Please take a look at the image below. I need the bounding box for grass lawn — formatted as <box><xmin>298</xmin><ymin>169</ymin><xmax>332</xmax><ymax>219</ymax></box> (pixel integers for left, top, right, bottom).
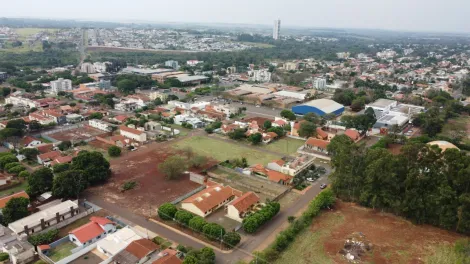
<box><xmin>39</xmin><ymin>137</ymin><xmax>53</xmax><ymax>143</ymax></box>
<box><xmin>174</xmin><ymin>136</ymin><xmax>281</xmax><ymax>165</ymax></box>
<box><xmin>49</xmin><ymin>241</ymin><xmax>77</xmax><ymax>262</ymax></box>
<box><xmin>262</xmin><ymin>138</ymin><xmax>305</xmax><ymax>155</ymax></box>
<box><xmin>0</xmin><ymin>181</ymin><xmax>28</xmax><ymax>197</ymax></box>
<box><xmin>273</xmin><ymin>212</ymin><xmax>344</xmax><ymax>264</ymax></box>
<box><xmin>15</xmin><ymin>28</ymin><xmax>55</xmax><ymax>38</ymax></box>
<box><xmin>439</xmin><ymin>116</ymin><xmax>470</xmax><ymax>145</ymax></box>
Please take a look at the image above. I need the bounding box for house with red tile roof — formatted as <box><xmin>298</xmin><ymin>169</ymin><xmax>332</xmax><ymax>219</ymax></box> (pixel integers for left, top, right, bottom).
<box><xmin>304</xmin><ymin>138</ymin><xmax>330</xmax><ymax>154</ymax></box>
<box><xmin>262</xmin><ymin>132</ymin><xmax>278</xmax><ymax>144</ymax></box>
<box><xmin>69</xmin><ymin>217</ymin><xmax>116</xmax><ymax>247</ymax></box>
<box><xmin>344</xmin><ymin>129</ymin><xmax>361</xmax><ymax>142</ymax></box>
<box><xmin>181</xmin><ymin>181</ymin><xmax>242</xmax><ymax>218</ymax></box>
<box><xmin>221</xmin><ymin>124</ymin><xmax>240</xmax><ymax>134</ymax></box>
<box><xmin>316</xmin><ymin>127</ymin><xmax>329</xmax><ymax>140</ymax></box>
<box><xmin>266</xmin><ymin>169</ymin><xmax>293</xmax><ymax>185</ymax></box>
<box><xmin>113</xmin><ymin>115</ymin><xmax>130</xmax><ymax>123</ymax></box>
<box><xmin>113</xmin><ymin>238</ymin><xmax>160</xmax><ymax>264</ymax></box>
<box><xmin>49</xmin><ymin>155</ymin><xmax>73</xmax><ymax>167</ymax></box>
<box><xmin>120</xmin><ymin>125</ymin><xmax>147</xmax><ymax>142</ymax></box>
<box><xmin>37</xmin><ymin>151</ymin><xmax>61</xmax><ymax>165</ymax></box>
<box><xmin>226</xmin><ymin>192</ymin><xmax>260</xmax><ymax>222</ymax></box>
<box><xmin>20</xmin><ymin>136</ymin><xmax>42</xmax><ymax>148</ymax></box>
<box><xmin>152</xmin><ymin>249</ymin><xmax>182</xmax><ymax>264</ymax></box>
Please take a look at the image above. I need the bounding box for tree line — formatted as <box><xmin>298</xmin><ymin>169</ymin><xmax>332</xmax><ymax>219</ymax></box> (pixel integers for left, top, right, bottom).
<box><xmin>327</xmin><ymin>134</ymin><xmax>470</xmax><ymax>234</ymax></box>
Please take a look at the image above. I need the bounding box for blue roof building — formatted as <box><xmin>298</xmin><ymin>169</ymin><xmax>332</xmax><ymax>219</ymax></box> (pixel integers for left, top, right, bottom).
<box><xmin>292</xmin><ymin>99</ymin><xmax>344</xmax><ymax>116</ymax></box>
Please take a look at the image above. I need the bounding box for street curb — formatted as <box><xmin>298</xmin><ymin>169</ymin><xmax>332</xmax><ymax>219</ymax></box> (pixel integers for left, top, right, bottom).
<box><xmin>148</xmin><ymin>218</ymin><xmax>234</xmax><ymax>254</ymax></box>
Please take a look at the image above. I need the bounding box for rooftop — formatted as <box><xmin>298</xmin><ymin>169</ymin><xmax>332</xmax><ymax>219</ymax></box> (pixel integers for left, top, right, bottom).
<box><xmin>182</xmin><ymin>182</ymin><xmax>241</xmax><ymax>213</ymax></box>
<box><xmin>0</xmin><ymin>191</ymin><xmax>29</xmax><ymax>209</ymax></box>
<box><xmin>367</xmin><ymin>98</ymin><xmax>397</xmax><ymax>109</ymax></box>
<box><xmin>229</xmin><ymin>192</ymin><xmax>260</xmax><ymax>213</ymax></box>
<box><xmin>301</xmin><ymin>99</ymin><xmax>344</xmax><ymax>113</ymax></box>
<box><xmin>9</xmin><ymin>200</ymin><xmax>78</xmax><ymax>234</ymax></box>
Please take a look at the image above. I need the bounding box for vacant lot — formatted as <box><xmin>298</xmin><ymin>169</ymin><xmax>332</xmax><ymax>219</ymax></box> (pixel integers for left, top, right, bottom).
<box><xmin>262</xmin><ymin>138</ymin><xmax>305</xmax><ymax>155</ymax></box>
<box><xmin>0</xmin><ymin>181</ymin><xmax>27</xmax><ymax>197</ymax></box>
<box><xmin>88</xmin><ymin>144</ymin><xmax>216</xmax><ymax>216</ymax></box>
<box><xmin>274</xmin><ymin>200</ymin><xmax>463</xmax><ymax>264</ymax></box>
<box><xmin>47</xmin><ymin>126</ymin><xmax>107</xmax><ymax>142</ymax></box>
<box><xmin>440</xmin><ymin>116</ymin><xmax>470</xmax><ymax>144</ymax></box>
<box><xmin>174</xmin><ymin>136</ymin><xmax>281</xmax><ymax>165</ymax></box>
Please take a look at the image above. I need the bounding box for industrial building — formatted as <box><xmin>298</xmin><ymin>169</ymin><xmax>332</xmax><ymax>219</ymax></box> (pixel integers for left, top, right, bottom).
<box><xmin>365</xmin><ymin>99</ymin><xmax>425</xmax><ymax>129</ymax></box>
<box><xmin>292</xmin><ymin>99</ymin><xmax>345</xmax><ymax>116</ymax></box>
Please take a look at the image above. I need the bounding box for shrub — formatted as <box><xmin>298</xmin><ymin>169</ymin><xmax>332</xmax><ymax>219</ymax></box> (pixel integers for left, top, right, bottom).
<box><xmin>223</xmin><ymin>232</ymin><xmax>241</xmax><ymax>248</ymax></box>
<box><xmin>121</xmin><ymin>181</ymin><xmax>137</xmax><ymax>191</ymax></box>
<box><xmin>189</xmin><ymin>216</ymin><xmax>207</xmax><ymax>232</ymax></box>
<box><xmin>4</xmin><ymin>162</ymin><xmax>21</xmax><ymax>171</ymax></box>
<box><xmin>176</xmin><ymin>244</ymin><xmax>188</xmax><ymax>253</ymax></box>
<box><xmin>242</xmin><ymin>202</ymin><xmax>280</xmax><ymax>233</ymax></box>
<box><xmin>0</xmin><ymin>252</ymin><xmax>8</xmax><ymax>261</ymax></box>
<box><xmin>28</xmin><ymin>229</ymin><xmax>59</xmax><ymax>246</ymax></box>
<box><xmin>174</xmin><ymin>210</ymin><xmax>194</xmax><ymax>226</ymax></box>
<box><xmin>158</xmin><ymin>203</ymin><xmax>177</xmax><ymax>220</ymax></box>
<box><xmin>202</xmin><ymin>223</ymin><xmax>226</xmax><ymax>241</ymax></box>
<box><xmin>8</xmin><ymin>165</ymin><xmax>26</xmax><ymax>175</ymax></box>
<box><xmin>108</xmin><ymin>146</ymin><xmax>121</xmax><ymax>157</ymax></box>
<box><xmin>18</xmin><ymin>170</ymin><xmax>30</xmax><ymax>178</ymax></box>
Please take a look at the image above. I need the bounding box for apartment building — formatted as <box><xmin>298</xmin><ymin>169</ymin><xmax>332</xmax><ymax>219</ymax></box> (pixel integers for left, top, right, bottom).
<box><xmin>50</xmin><ymin>78</ymin><xmax>72</xmax><ymax>95</ymax></box>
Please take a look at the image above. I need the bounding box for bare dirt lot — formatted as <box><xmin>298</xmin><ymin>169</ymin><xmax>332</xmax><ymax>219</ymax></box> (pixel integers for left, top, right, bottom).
<box><xmin>47</xmin><ymin>126</ymin><xmax>107</xmax><ymax>142</ymax></box>
<box><xmin>274</xmin><ymin>200</ymin><xmax>463</xmax><ymax>264</ymax></box>
<box><xmin>88</xmin><ymin>143</ymin><xmax>217</xmax><ymax>217</ymax></box>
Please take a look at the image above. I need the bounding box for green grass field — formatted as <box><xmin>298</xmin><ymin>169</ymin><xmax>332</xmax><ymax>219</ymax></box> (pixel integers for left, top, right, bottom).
<box><xmin>174</xmin><ymin>136</ymin><xmax>281</xmax><ymax>165</ymax></box>
<box><xmin>0</xmin><ymin>181</ymin><xmax>28</xmax><ymax>198</ymax></box>
<box><xmin>49</xmin><ymin>242</ymin><xmax>76</xmax><ymax>262</ymax></box>
<box><xmin>15</xmin><ymin>28</ymin><xmax>55</xmax><ymax>38</ymax></box>
<box><xmin>273</xmin><ymin>212</ymin><xmax>344</xmax><ymax>264</ymax></box>
<box><xmin>262</xmin><ymin>138</ymin><xmax>305</xmax><ymax>155</ymax></box>
<box><xmin>439</xmin><ymin>116</ymin><xmax>470</xmax><ymax>145</ymax></box>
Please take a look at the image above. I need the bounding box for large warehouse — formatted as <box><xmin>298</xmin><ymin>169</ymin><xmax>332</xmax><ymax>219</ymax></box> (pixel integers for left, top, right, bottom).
<box><xmin>292</xmin><ymin>99</ymin><xmax>345</xmax><ymax>116</ymax></box>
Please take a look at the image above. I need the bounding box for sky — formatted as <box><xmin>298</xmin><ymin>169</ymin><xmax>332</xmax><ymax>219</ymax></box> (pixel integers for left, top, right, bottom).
<box><xmin>1</xmin><ymin>0</ymin><xmax>469</xmax><ymax>33</ymax></box>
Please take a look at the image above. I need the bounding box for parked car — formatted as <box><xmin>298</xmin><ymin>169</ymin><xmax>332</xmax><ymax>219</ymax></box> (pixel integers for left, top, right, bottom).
<box><xmin>320</xmin><ymin>183</ymin><xmax>327</xmax><ymax>189</ymax></box>
<box><xmin>255</xmin><ymin>105</ymin><xmax>261</xmax><ymax>108</ymax></box>
<box><xmin>307</xmin><ymin>178</ymin><xmax>315</xmax><ymax>182</ymax></box>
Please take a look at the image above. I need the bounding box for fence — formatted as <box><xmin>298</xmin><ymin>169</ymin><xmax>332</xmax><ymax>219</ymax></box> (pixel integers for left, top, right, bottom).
<box><xmin>48</xmin><ymin>236</ymin><xmax>70</xmax><ymax>249</ymax></box>
<box><xmin>40</xmin><ymin>134</ymin><xmax>58</xmax><ymax>143</ymax></box>
<box><xmin>170</xmin><ymin>185</ymin><xmax>206</xmax><ymax>205</ymax></box>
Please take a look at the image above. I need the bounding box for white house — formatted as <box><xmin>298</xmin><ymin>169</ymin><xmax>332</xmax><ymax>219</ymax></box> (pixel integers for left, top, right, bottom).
<box><xmin>5</xmin><ymin>95</ymin><xmax>39</xmax><ymax>108</ymax></box>
<box><xmin>96</xmin><ymin>227</ymin><xmax>142</xmax><ymax>257</ymax></box>
<box><xmin>89</xmin><ymin>119</ymin><xmax>114</xmax><ymax>132</ymax></box>
<box><xmin>119</xmin><ymin>126</ymin><xmax>147</xmax><ymax>142</ymax></box>
<box><xmin>226</xmin><ymin>192</ymin><xmax>260</xmax><ymax>222</ymax></box>
<box><xmin>8</xmin><ymin>200</ymin><xmax>79</xmax><ymax>235</ymax></box>
<box><xmin>0</xmin><ymin>225</ymin><xmax>35</xmax><ymax>264</ymax></box>
<box><xmin>69</xmin><ymin>217</ymin><xmax>116</xmax><ymax>247</ymax></box>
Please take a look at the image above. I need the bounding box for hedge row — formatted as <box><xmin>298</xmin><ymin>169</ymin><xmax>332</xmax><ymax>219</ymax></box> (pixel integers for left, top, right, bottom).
<box><xmin>157</xmin><ymin>203</ymin><xmax>241</xmax><ymax>249</ymax></box>
<box><xmin>242</xmin><ymin>202</ymin><xmax>280</xmax><ymax>233</ymax></box>
<box><xmin>252</xmin><ymin>189</ymin><xmax>335</xmax><ymax>263</ymax></box>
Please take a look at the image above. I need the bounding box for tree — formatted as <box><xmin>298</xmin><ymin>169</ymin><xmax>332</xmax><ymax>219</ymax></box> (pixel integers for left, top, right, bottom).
<box><xmin>263</xmin><ymin>120</ymin><xmax>272</xmax><ymax>130</ymax></box>
<box><xmin>298</xmin><ymin>122</ymin><xmax>317</xmax><ymax>138</ymax></box>
<box><xmin>89</xmin><ymin>112</ymin><xmax>103</xmax><ymax>120</ymax></box>
<box><xmin>303</xmin><ymin>113</ymin><xmax>320</xmax><ymax>124</ymax></box>
<box><xmin>52</xmin><ymin>163</ymin><xmax>70</xmax><ymax>173</ymax></box>
<box><xmin>8</xmin><ymin>165</ymin><xmax>26</xmax><ymax>176</ymax></box>
<box><xmin>52</xmin><ymin>170</ymin><xmax>87</xmax><ymax>199</ymax></box>
<box><xmin>191</xmin><ymin>155</ymin><xmax>207</xmax><ymax>168</ymax></box>
<box><xmin>19</xmin><ymin>148</ymin><xmax>39</xmax><ymax>161</ymax></box>
<box><xmin>182</xmin><ymin>255</ymin><xmax>199</xmax><ymax>264</ymax></box>
<box><xmin>26</xmin><ymin>167</ymin><xmax>54</xmax><ymax>197</ymax></box>
<box><xmin>18</xmin><ymin>170</ymin><xmax>30</xmax><ymax>178</ymax></box>
<box><xmin>174</xmin><ymin>210</ymin><xmax>194</xmax><ymax>226</ymax></box>
<box><xmin>0</xmin><ymin>253</ymin><xmax>8</xmax><ymax>262</ymax></box>
<box><xmin>158</xmin><ymin>203</ymin><xmax>177</xmax><ymax>220</ymax></box>
<box><xmin>71</xmin><ymin>151</ymin><xmax>111</xmax><ymax>185</ymax></box>
<box><xmin>0</xmin><ymin>128</ymin><xmax>22</xmax><ymax>139</ymax></box>
<box><xmin>189</xmin><ymin>216</ymin><xmax>207</xmax><ymax>232</ymax></box>
<box><xmin>0</xmin><ymin>154</ymin><xmax>18</xmax><ymax>170</ymax></box>
<box><xmin>200</xmin><ymin>247</ymin><xmax>216</xmax><ymax>263</ymax></box>
<box><xmin>223</xmin><ymin>232</ymin><xmax>241</xmax><ymax>248</ymax></box>
<box><xmin>29</xmin><ymin>120</ymin><xmax>42</xmax><ymax>131</ymax></box>
<box><xmin>280</xmin><ymin>110</ymin><xmax>296</xmax><ymax>121</ymax></box>
<box><xmin>6</xmin><ymin>119</ymin><xmax>27</xmax><ymax>133</ymax></box>
<box><xmin>228</xmin><ymin>128</ymin><xmax>246</xmax><ymax>140</ymax></box>
<box><xmin>58</xmin><ymin>140</ymin><xmax>72</xmax><ymax>151</ymax></box>
<box><xmin>248</xmin><ymin>133</ymin><xmax>263</xmax><ymax>145</ymax></box>
<box><xmin>2</xmin><ymin>197</ymin><xmax>29</xmax><ymax>224</ymax></box>
<box><xmin>203</xmin><ymin>223</ymin><xmax>226</xmax><ymax>241</ymax></box>
<box><xmin>181</xmin><ymin>146</ymin><xmax>194</xmax><ymax>160</ymax></box>
<box><xmin>158</xmin><ymin>156</ymin><xmax>188</xmax><ymax>180</ymax></box>
<box><xmin>108</xmin><ymin>146</ymin><xmax>121</xmax><ymax>157</ymax></box>
<box><xmin>267</xmin><ymin>127</ymin><xmax>285</xmax><ymax>137</ymax></box>
<box><xmin>350</xmin><ymin>97</ymin><xmax>366</xmax><ymax>111</ymax></box>
<box><xmin>117</xmin><ymin>79</ymin><xmax>137</xmax><ymax>94</ymax></box>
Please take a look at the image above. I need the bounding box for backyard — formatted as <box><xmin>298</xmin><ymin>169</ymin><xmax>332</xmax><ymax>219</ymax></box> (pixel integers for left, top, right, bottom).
<box><xmin>273</xmin><ymin>200</ymin><xmax>463</xmax><ymax>264</ymax></box>
<box><xmin>48</xmin><ymin>241</ymin><xmax>77</xmax><ymax>262</ymax></box>
<box><xmin>0</xmin><ymin>181</ymin><xmax>28</xmax><ymax>197</ymax></box>
<box><xmin>174</xmin><ymin>136</ymin><xmax>282</xmax><ymax>165</ymax></box>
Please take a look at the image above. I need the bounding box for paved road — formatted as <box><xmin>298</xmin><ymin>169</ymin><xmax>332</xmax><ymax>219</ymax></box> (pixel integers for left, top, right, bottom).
<box><xmin>85</xmin><ymin>171</ymin><xmax>330</xmax><ymax>264</ymax></box>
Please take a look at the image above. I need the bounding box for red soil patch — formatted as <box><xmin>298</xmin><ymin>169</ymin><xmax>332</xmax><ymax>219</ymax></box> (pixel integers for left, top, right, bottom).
<box><xmin>313</xmin><ymin>201</ymin><xmax>463</xmax><ymax>264</ymax></box>
<box><xmin>387</xmin><ymin>143</ymin><xmax>403</xmax><ymax>155</ymax></box>
<box><xmin>48</xmin><ymin>126</ymin><xmax>108</xmax><ymax>142</ymax></box>
<box><xmin>88</xmin><ymin>142</ymin><xmax>217</xmax><ymax>216</ymax></box>
<box><xmin>88</xmin><ymin>139</ymin><xmax>114</xmax><ymax>151</ymax></box>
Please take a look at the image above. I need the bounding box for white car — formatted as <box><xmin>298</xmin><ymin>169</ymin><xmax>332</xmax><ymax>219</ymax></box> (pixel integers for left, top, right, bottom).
<box><xmin>307</xmin><ymin>178</ymin><xmax>315</xmax><ymax>182</ymax></box>
<box><xmin>255</xmin><ymin>105</ymin><xmax>261</xmax><ymax>108</ymax></box>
